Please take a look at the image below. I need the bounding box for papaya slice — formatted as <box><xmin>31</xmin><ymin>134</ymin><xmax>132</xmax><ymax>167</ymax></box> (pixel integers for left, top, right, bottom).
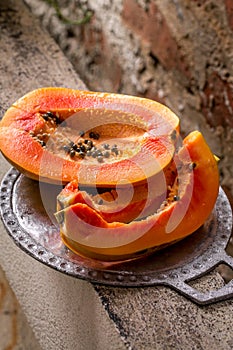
<box><xmin>0</xmin><ymin>87</ymin><xmax>179</xmax><ymax>186</ymax></box>
<box><xmin>56</xmin><ymin>159</ymin><xmax>177</xmax><ymax>223</ymax></box>
<box><xmin>55</xmin><ymin>131</ymin><xmax>219</xmax><ymax>261</ymax></box>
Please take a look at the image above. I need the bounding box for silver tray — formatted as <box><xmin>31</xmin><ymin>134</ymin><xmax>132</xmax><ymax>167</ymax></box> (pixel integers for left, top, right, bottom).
<box><xmin>1</xmin><ymin>167</ymin><xmax>233</xmax><ymax>305</ymax></box>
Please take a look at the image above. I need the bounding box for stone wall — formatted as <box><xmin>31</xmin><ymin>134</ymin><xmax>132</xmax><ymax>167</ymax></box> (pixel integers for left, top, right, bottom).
<box><xmin>24</xmin><ymin>0</ymin><xmax>233</xmax><ymax>196</ymax></box>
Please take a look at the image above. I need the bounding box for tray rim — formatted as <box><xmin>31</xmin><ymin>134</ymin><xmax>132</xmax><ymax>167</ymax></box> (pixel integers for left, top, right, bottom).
<box><xmin>1</xmin><ymin>167</ymin><xmax>233</xmax><ymax>305</ymax></box>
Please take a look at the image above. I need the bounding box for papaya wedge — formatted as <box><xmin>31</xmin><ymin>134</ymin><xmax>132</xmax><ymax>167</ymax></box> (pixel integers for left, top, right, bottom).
<box><xmin>55</xmin><ymin>131</ymin><xmax>219</xmax><ymax>261</ymax></box>
<box><xmin>56</xmin><ymin>158</ymin><xmax>177</xmax><ymax>224</ymax></box>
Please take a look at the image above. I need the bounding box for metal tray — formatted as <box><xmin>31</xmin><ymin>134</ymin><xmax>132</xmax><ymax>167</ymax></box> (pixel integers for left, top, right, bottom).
<box><xmin>1</xmin><ymin>167</ymin><xmax>233</xmax><ymax>305</ymax></box>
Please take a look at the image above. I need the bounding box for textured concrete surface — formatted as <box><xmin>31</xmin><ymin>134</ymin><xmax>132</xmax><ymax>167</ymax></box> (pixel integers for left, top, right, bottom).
<box><xmin>0</xmin><ymin>265</ymin><xmax>42</xmax><ymax>350</ymax></box>
<box><xmin>95</xmin><ymin>282</ymin><xmax>233</xmax><ymax>350</ymax></box>
<box><xmin>0</xmin><ymin>1</ymin><xmax>233</xmax><ymax>350</ymax></box>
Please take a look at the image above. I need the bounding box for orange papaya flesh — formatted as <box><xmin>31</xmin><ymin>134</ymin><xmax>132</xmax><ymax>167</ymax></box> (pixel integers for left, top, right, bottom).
<box><xmin>57</xmin><ymin>187</ymin><xmax>165</xmax><ymax>224</ymax></box>
<box><xmin>55</xmin><ymin>131</ymin><xmax>219</xmax><ymax>261</ymax></box>
<box><xmin>0</xmin><ymin>87</ymin><xmax>179</xmax><ymax>185</ymax></box>
<box><xmin>57</xmin><ymin>160</ymin><xmax>177</xmax><ymax>224</ymax></box>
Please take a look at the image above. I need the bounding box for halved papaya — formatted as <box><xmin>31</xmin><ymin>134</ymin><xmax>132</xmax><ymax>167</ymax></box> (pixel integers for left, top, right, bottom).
<box><xmin>0</xmin><ymin>87</ymin><xmax>179</xmax><ymax>186</ymax></box>
<box><xmin>55</xmin><ymin>131</ymin><xmax>219</xmax><ymax>261</ymax></box>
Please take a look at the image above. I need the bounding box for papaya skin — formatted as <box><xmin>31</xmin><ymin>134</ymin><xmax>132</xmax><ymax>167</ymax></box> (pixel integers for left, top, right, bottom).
<box><xmin>56</xmin><ymin>131</ymin><xmax>219</xmax><ymax>261</ymax></box>
<box><xmin>0</xmin><ymin>87</ymin><xmax>179</xmax><ymax>186</ymax></box>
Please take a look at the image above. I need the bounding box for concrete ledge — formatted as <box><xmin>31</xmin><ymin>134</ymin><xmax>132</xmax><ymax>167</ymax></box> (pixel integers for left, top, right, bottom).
<box><xmin>0</xmin><ymin>1</ymin><xmax>233</xmax><ymax>349</ymax></box>
<box><xmin>0</xmin><ymin>263</ymin><xmax>42</xmax><ymax>350</ymax></box>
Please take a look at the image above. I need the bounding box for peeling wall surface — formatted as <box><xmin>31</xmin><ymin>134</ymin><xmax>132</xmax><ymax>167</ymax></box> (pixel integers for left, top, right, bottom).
<box><xmin>24</xmin><ymin>0</ymin><xmax>233</xmax><ymax>195</ymax></box>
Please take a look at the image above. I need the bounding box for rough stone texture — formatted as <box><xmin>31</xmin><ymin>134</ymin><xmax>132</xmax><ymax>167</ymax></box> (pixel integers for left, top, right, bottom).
<box><xmin>24</xmin><ymin>0</ymin><xmax>233</xmax><ymax>196</ymax></box>
<box><xmin>95</xmin><ymin>283</ymin><xmax>233</xmax><ymax>350</ymax></box>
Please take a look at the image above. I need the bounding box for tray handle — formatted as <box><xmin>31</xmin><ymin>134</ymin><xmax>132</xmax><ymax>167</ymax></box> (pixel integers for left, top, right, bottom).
<box><xmin>170</xmin><ymin>253</ymin><xmax>233</xmax><ymax>305</ymax></box>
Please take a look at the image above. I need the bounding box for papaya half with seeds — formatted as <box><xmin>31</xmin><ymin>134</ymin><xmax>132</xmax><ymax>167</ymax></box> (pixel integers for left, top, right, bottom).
<box><xmin>0</xmin><ymin>87</ymin><xmax>179</xmax><ymax>186</ymax></box>
<box><xmin>55</xmin><ymin>131</ymin><xmax>219</xmax><ymax>261</ymax></box>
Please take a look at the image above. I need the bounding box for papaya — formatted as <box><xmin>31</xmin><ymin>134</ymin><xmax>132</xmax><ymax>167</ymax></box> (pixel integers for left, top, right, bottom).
<box><xmin>0</xmin><ymin>88</ymin><xmax>219</xmax><ymax>262</ymax></box>
<box><xmin>0</xmin><ymin>87</ymin><xmax>179</xmax><ymax>186</ymax></box>
<box><xmin>55</xmin><ymin>131</ymin><xmax>219</xmax><ymax>261</ymax></box>
<box><xmin>56</xmin><ymin>157</ymin><xmax>177</xmax><ymax>224</ymax></box>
